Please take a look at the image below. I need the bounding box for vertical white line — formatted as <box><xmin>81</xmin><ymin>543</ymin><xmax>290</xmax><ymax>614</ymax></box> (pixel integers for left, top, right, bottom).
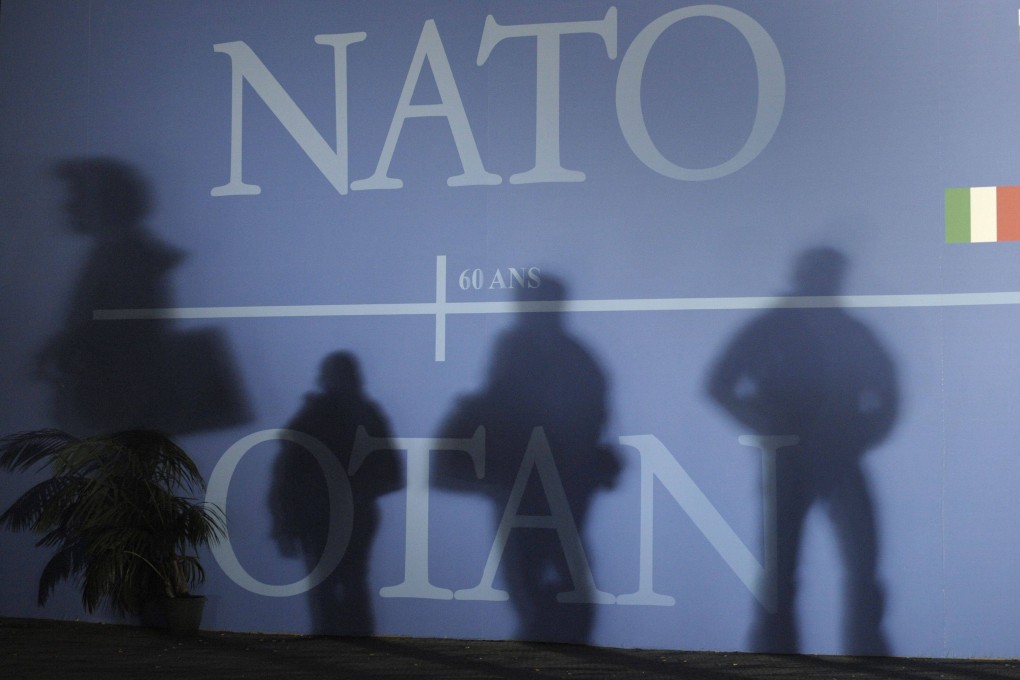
<box><xmin>760</xmin><ymin>448</ymin><xmax>779</xmax><ymax>613</ymax></box>
<box><xmin>738</xmin><ymin>434</ymin><xmax>797</xmax><ymax>613</ymax></box>
<box><xmin>435</xmin><ymin>255</ymin><xmax>447</xmax><ymax>362</ymax></box>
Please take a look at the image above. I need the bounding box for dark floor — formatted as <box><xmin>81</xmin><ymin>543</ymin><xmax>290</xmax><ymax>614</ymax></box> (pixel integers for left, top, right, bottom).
<box><xmin>3</xmin><ymin>617</ymin><xmax>1019</xmax><ymax>680</ymax></box>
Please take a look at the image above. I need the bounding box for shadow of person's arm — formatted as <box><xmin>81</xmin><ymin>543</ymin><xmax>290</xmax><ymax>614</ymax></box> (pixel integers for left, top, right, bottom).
<box><xmin>705</xmin><ymin>324</ymin><xmax>777</xmax><ymax>435</ymax></box>
<box><xmin>854</xmin><ymin>338</ymin><xmax>900</xmax><ymax>450</ymax></box>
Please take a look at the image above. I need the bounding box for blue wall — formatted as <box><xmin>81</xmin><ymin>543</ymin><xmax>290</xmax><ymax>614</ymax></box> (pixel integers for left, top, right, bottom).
<box><xmin>2</xmin><ymin>0</ymin><xmax>1019</xmax><ymax>658</ymax></box>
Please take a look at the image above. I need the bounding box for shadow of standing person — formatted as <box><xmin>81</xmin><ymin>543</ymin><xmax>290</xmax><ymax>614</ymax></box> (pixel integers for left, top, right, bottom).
<box><xmin>37</xmin><ymin>157</ymin><xmax>249</xmax><ymax>435</ymax></box>
<box><xmin>268</xmin><ymin>352</ymin><xmax>401</xmax><ymax>635</ymax></box>
<box><xmin>435</xmin><ymin>276</ymin><xmax>620</xmax><ymax>644</ymax></box>
<box><xmin>706</xmin><ymin>247</ymin><xmax>897</xmax><ymax>655</ymax></box>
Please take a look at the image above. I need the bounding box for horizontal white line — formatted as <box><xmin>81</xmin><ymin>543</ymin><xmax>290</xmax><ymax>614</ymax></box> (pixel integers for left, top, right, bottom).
<box><xmin>93</xmin><ymin>291</ymin><xmax>1020</xmax><ymax>321</ymax></box>
<box><xmin>94</xmin><ymin>302</ymin><xmax>438</xmax><ymax>320</ymax></box>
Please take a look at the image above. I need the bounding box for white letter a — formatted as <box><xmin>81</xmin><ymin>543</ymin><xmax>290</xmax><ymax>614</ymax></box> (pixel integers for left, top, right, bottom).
<box><xmin>456</xmin><ymin>427</ymin><xmax>614</xmax><ymax>604</ymax></box>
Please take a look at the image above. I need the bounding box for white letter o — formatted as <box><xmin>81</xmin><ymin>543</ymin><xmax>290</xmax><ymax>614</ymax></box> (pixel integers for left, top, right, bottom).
<box><xmin>207</xmin><ymin>429</ymin><xmax>354</xmax><ymax>597</ymax></box>
<box><xmin>616</xmin><ymin>4</ymin><xmax>785</xmax><ymax>180</ymax></box>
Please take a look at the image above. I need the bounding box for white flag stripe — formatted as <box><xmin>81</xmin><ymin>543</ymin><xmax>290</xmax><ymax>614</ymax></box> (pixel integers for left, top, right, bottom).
<box><xmin>970</xmin><ymin>186</ymin><xmax>998</xmax><ymax>242</ymax></box>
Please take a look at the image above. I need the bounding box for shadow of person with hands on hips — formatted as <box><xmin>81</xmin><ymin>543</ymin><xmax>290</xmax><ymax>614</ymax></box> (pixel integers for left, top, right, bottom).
<box><xmin>706</xmin><ymin>247</ymin><xmax>898</xmax><ymax>655</ymax></box>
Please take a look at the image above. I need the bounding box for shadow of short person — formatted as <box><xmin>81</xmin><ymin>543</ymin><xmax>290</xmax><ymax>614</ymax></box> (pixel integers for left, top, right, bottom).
<box><xmin>268</xmin><ymin>352</ymin><xmax>401</xmax><ymax>635</ymax></box>
<box><xmin>706</xmin><ymin>247</ymin><xmax>897</xmax><ymax>655</ymax></box>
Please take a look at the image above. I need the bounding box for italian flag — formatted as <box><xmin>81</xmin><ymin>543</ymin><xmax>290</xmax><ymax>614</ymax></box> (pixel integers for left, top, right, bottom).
<box><xmin>945</xmin><ymin>186</ymin><xmax>1020</xmax><ymax>243</ymax></box>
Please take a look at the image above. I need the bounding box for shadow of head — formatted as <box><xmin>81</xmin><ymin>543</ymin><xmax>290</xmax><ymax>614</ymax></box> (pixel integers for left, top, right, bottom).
<box><xmin>317</xmin><ymin>351</ymin><xmax>363</xmax><ymax>395</ymax></box>
<box><xmin>55</xmin><ymin>157</ymin><xmax>152</xmax><ymax>236</ymax></box>
<box><xmin>791</xmin><ymin>246</ymin><xmax>847</xmax><ymax>296</ymax></box>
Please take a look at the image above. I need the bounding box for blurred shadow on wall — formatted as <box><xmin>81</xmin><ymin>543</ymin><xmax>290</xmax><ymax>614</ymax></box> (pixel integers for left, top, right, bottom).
<box><xmin>267</xmin><ymin>352</ymin><xmax>401</xmax><ymax>635</ymax></box>
<box><xmin>705</xmin><ymin>247</ymin><xmax>897</xmax><ymax>655</ymax></box>
<box><xmin>434</xmin><ymin>275</ymin><xmax>621</xmax><ymax>644</ymax></box>
<box><xmin>35</xmin><ymin>157</ymin><xmax>250</xmax><ymax>435</ymax></box>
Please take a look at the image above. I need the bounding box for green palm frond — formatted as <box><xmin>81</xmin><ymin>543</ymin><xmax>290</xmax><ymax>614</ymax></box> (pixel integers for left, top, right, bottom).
<box><xmin>0</xmin><ymin>429</ymin><xmax>77</xmax><ymax>473</ymax></box>
<box><xmin>0</xmin><ymin>429</ymin><xmax>226</xmax><ymax>615</ymax></box>
<box><xmin>0</xmin><ymin>475</ymin><xmax>81</xmax><ymax>532</ymax></box>
<box><xmin>38</xmin><ymin>537</ymin><xmax>87</xmax><ymax>607</ymax></box>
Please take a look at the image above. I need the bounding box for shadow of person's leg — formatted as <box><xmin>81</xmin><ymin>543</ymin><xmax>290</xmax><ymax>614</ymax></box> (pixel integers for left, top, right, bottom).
<box><xmin>828</xmin><ymin>464</ymin><xmax>889</xmax><ymax>656</ymax></box>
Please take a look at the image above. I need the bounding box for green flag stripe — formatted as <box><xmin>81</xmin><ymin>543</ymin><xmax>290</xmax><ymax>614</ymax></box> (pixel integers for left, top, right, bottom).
<box><xmin>945</xmin><ymin>187</ymin><xmax>971</xmax><ymax>243</ymax></box>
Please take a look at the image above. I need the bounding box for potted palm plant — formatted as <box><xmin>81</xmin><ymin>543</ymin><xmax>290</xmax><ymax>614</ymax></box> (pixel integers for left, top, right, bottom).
<box><xmin>0</xmin><ymin>429</ymin><xmax>225</xmax><ymax>631</ymax></box>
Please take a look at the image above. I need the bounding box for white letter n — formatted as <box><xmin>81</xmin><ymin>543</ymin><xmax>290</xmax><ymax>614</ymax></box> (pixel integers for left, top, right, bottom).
<box><xmin>616</xmin><ymin>434</ymin><xmax>780</xmax><ymax>612</ymax></box>
<box><xmin>211</xmin><ymin>34</ymin><xmax>366</xmax><ymax>197</ymax></box>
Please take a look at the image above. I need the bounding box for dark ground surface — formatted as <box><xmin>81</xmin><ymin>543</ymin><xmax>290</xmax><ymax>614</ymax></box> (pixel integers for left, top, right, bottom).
<box><xmin>3</xmin><ymin>617</ymin><xmax>1019</xmax><ymax>680</ymax></box>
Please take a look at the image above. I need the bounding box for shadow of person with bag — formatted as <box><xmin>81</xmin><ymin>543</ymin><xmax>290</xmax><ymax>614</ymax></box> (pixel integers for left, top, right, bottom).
<box><xmin>268</xmin><ymin>352</ymin><xmax>401</xmax><ymax>635</ymax></box>
<box><xmin>706</xmin><ymin>247</ymin><xmax>898</xmax><ymax>655</ymax></box>
<box><xmin>37</xmin><ymin>158</ymin><xmax>249</xmax><ymax>435</ymax></box>
<box><xmin>435</xmin><ymin>275</ymin><xmax>620</xmax><ymax>644</ymax></box>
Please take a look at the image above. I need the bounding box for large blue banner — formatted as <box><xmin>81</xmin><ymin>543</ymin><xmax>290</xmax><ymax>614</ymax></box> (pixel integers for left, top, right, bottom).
<box><xmin>2</xmin><ymin>0</ymin><xmax>1020</xmax><ymax>658</ymax></box>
